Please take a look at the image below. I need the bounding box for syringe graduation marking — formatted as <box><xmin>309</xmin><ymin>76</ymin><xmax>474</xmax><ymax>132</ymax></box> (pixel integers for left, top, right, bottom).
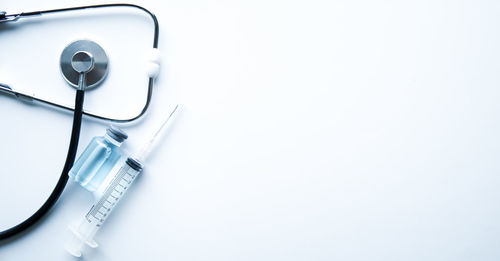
<box><xmin>86</xmin><ymin>163</ymin><xmax>139</xmax><ymax>225</ymax></box>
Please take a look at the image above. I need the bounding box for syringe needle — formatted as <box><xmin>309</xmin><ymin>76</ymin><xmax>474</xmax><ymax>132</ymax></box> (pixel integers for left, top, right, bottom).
<box><xmin>133</xmin><ymin>104</ymin><xmax>180</xmax><ymax>163</ymax></box>
<box><xmin>151</xmin><ymin>104</ymin><xmax>179</xmax><ymax>143</ymax></box>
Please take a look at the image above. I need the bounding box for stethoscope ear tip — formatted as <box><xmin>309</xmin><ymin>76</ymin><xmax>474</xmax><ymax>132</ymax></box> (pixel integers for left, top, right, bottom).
<box><xmin>0</xmin><ymin>12</ymin><xmax>21</xmax><ymax>23</ymax></box>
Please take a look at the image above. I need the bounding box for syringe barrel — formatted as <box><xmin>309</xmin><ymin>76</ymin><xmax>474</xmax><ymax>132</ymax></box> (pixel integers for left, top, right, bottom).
<box><xmin>66</xmin><ymin>158</ymin><xmax>143</xmax><ymax>257</ymax></box>
<box><xmin>85</xmin><ymin>157</ymin><xmax>143</xmax><ymax>226</ymax></box>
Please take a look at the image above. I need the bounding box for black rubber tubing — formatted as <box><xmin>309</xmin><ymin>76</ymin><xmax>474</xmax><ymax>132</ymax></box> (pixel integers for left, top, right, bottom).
<box><xmin>0</xmin><ymin>90</ymin><xmax>84</xmax><ymax>241</ymax></box>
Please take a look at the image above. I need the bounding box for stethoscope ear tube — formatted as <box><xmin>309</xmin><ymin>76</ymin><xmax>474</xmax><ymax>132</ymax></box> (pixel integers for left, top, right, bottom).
<box><xmin>0</xmin><ymin>90</ymin><xmax>84</xmax><ymax>242</ymax></box>
<box><xmin>0</xmin><ymin>4</ymin><xmax>159</xmax><ymax>122</ymax></box>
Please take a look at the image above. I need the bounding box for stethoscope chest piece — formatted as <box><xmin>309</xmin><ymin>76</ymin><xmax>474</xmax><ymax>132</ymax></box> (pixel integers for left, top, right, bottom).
<box><xmin>60</xmin><ymin>40</ymin><xmax>108</xmax><ymax>90</ymax></box>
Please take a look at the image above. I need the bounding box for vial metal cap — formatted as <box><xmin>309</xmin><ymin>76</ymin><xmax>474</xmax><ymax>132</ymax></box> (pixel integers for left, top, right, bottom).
<box><xmin>106</xmin><ymin>126</ymin><xmax>128</xmax><ymax>143</ymax></box>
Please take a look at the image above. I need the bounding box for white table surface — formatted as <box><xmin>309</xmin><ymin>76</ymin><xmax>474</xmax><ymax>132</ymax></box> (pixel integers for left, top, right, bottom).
<box><xmin>1</xmin><ymin>0</ymin><xmax>500</xmax><ymax>260</ymax></box>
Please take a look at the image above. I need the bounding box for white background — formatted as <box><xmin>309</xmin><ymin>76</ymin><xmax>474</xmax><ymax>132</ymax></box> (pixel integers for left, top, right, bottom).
<box><xmin>1</xmin><ymin>0</ymin><xmax>500</xmax><ymax>260</ymax></box>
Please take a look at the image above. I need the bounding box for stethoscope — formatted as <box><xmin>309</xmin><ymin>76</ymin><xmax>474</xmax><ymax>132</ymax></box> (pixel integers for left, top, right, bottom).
<box><xmin>0</xmin><ymin>4</ymin><xmax>159</xmax><ymax>242</ymax></box>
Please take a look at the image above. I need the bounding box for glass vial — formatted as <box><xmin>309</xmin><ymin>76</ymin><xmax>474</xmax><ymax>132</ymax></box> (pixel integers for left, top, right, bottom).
<box><xmin>69</xmin><ymin>126</ymin><xmax>128</xmax><ymax>192</ymax></box>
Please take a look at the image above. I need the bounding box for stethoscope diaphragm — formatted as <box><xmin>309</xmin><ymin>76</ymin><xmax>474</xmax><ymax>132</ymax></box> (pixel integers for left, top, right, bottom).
<box><xmin>60</xmin><ymin>39</ymin><xmax>108</xmax><ymax>90</ymax></box>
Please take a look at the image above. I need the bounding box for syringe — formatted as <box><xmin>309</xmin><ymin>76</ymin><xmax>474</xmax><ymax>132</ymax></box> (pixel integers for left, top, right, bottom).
<box><xmin>66</xmin><ymin>105</ymin><xmax>180</xmax><ymax>257</ymax></box>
